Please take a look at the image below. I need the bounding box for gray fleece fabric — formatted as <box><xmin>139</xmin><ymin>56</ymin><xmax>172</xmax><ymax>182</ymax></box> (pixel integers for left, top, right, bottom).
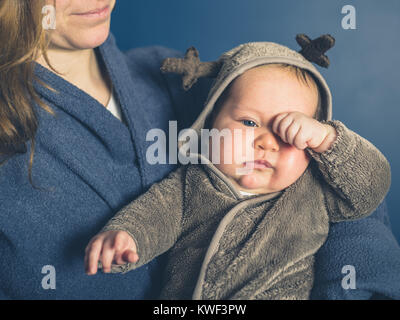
<box><xmin>99</xmin><ymin>42</ymin><xmax>391</xmax><ymax>300</ymax></box>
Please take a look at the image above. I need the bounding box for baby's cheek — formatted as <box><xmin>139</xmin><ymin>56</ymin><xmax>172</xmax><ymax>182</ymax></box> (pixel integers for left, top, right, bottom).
<box><xmin>276</xmin><ymin>148</ymin><xmax>310</xmax><ymax>183</ymax></box>
<box><xmin>281</xmin><ymin>146</ymin><xmax>310</xmax><ymax>168</ymax></box>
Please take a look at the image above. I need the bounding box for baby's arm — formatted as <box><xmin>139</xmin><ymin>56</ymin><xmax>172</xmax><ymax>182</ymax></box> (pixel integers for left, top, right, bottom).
<box><xmin>84</xmin><ymin>166</ymin><xmax>187</xmax><ymax>274</ymax></box>
<box><xmin>273</xmin><ymin>112</ymin><xmax>391</xmax><ymax>222</ymax></box>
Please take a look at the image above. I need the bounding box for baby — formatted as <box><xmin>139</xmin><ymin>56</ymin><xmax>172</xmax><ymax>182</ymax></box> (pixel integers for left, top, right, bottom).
<box><xmin>84</xmin><ymin>38</ymin><xmax>391</xmax><ymax>299</ymax></box>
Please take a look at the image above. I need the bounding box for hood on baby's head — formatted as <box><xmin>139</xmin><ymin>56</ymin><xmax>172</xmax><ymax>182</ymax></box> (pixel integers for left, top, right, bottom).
<box><xmin>162</xmin><ymin>40</ymin><xmax>333</xmax><ymax>152</ymax></box>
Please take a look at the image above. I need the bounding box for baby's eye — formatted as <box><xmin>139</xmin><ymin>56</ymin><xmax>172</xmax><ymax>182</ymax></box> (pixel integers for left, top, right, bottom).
<box><xmin>242</xmin><ymin>120</ymin><xmax>258</xmax><ymax>127</ymax></box>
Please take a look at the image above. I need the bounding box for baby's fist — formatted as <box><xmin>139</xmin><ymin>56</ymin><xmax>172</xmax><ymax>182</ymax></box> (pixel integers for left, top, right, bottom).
<box><xmin>272</xmin><ymin>111</ymin><xmax>337</xmax><ymax>152</ymax></box>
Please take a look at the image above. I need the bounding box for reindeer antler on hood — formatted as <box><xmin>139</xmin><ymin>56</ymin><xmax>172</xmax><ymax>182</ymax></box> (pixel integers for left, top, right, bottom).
<box><xmin>160</xmin><ymin>34</ymin><xmax>335</xmax><ymax>94</ymax></box>
<box><xmin>164</xmin><ymin>38</ymin><xmax>334</xmax><ymax>145</ymax></box>
<box><xmin>160</xmin><ymin>47</ymin><xmax>222</xmax><ymax>91</ymax></box>
<box><xmin>296</xmin><ymin>34</ymin><xmax>335</xmax><ymax>68</ymax></box>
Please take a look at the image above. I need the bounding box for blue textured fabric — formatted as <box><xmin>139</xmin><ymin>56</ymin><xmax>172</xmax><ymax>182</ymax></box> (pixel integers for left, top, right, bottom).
<box><xmin>0</xmin><ymin>33</ymin><xmax>207</xmax><ymax>299</ymax></box>
<box><xmin>311</xmin><ymin>200</ymin><xmax>400</xmax><ymax>300</ymax></box>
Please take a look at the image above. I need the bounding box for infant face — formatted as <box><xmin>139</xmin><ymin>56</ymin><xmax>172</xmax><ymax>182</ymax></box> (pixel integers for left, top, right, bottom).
<box><xmin>209</xmin><ymin>65</ymin><xmax>319</xmax><ymax>194</ymax></box>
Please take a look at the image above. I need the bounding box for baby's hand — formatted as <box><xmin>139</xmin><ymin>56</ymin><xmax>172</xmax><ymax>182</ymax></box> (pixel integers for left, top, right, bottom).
<box><xmin>84</xmin><ymin>230</ymin><xmax>138</xmax><ymax>275</ymax></box>
<box><xmin>272</xmin><ymin>111</ymin><xmax>337</xmax><ymax>153</ymax></box>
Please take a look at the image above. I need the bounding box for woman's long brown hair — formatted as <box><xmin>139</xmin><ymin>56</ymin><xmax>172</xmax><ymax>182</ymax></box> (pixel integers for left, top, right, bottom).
<box><xmin>0</xmin><ymin>0</ymin><xmax>58</xmax><ymax>189</ymax></box>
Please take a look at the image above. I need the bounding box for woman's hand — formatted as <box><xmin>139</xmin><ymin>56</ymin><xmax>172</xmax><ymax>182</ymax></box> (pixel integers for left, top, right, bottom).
<box><xmin>272</xmin><ymin>111</ymin><xmax>338</xmax><ymax>153</ymax></box>
<box><xmin>84</xmin><ymin>230</ymin><xmax>138</xmax><ymax>275</ymax></box>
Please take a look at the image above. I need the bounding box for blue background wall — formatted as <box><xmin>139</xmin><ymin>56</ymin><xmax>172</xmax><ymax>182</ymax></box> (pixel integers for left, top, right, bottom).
<box><xmin>110</xmin><ymin>0</ymin><xmax>400</xmax><ymax>242</ymax></box>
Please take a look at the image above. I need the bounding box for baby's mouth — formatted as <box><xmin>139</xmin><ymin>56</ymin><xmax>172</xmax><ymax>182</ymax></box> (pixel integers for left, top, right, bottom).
<box><xmin>243</xmin><ymin>160</ymin><xmax>273</xmax><ymax>169</ymax></box>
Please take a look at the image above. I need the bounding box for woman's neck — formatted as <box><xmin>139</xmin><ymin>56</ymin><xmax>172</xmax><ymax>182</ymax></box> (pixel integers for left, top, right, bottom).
<box><xmin>36</xmin><ymin>46</ymin><xmax>112</xmax><ymax>106</ymax></box>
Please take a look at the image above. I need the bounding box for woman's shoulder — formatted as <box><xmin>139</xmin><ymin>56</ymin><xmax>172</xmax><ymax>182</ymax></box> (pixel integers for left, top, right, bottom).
<box><xmin>103</xmin><ymin>34</ymin><xmax>183</xmax><ymax>82</ymax></box>
<box><xmin>125</xmin><ymin>45</ymin><xmax>182</xmax><ymax>61</ymax></box>
<box><xmin>122</xmin><ymin>45</ymin><xmax>182</xmax><ymax>77</ymax></box>
<box><xmin>122</xmin><ymin>45</ymin><xmax>212</xmax><ymax>129</ymax></box>
<box><xmin>102</xmin><ymin>32</ymin><xmax>212</xmax><ymax>128</ymax></box>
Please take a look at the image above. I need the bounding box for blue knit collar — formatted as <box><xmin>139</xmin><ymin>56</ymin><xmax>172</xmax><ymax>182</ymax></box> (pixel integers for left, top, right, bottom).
<box><xmin>32</xmin><ymin>32</ymin><xmax>152</xmax><ymax>189</ymax></box>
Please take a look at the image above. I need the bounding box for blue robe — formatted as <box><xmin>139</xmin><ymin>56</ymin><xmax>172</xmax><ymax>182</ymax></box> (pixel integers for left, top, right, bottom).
<box><xmin>0</xmin><ymin>33</ymin><xmax>207</xmax><ymax>299</ymax></box>
<box><xmin>0</xmin><ymin>33</ymin><xmax>399</xmax><ymax>299</ymax></box>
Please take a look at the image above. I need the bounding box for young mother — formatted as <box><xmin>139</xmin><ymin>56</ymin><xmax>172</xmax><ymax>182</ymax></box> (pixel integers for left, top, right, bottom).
<box><xmin>0</xmin><ymin>1</ymin><xmax>399</xmax><ymax>299</ymax></box>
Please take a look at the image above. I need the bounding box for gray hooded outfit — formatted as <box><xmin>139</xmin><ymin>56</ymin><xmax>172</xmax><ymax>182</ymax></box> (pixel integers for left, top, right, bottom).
<box><xmin>99</xmin><ymin>42</ymin><xmax>391</xmax><ymax>300</ymax></box>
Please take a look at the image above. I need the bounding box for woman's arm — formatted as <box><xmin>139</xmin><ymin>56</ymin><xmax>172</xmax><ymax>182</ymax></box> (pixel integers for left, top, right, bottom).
<box><xmin>311</xmin><ymin>198</ymin><xmax>400</xmax><ymax>299</ymax></box>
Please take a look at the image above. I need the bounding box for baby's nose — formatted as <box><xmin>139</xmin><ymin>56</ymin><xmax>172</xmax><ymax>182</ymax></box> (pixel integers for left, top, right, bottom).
<box><xmin>253</xmin><ymin>132</ymin><xmax>280</xmax><ymax>152</ymax></box>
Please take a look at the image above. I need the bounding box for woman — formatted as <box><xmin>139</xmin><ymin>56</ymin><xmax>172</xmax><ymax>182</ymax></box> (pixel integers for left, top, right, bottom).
<box><xmin>0</xmin><ymin>0</ymin><xmax>399</xmax><ymax>299</ymax></box>
<box><xmin>0</xmin><ymin>0</ymin><xmax>206</xmax><ymax>299</ymax></box>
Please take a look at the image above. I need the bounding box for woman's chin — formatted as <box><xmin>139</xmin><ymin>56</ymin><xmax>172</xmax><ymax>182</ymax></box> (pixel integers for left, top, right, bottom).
<box><xmin>76</xmin><ymin>27</ymin><xmax>111</xmax><ymax>48</ymax></box>
<box><xmin>54</xmin><ymin>25</ymin><xmax>111</xmax><ymax>50</ymax></box>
